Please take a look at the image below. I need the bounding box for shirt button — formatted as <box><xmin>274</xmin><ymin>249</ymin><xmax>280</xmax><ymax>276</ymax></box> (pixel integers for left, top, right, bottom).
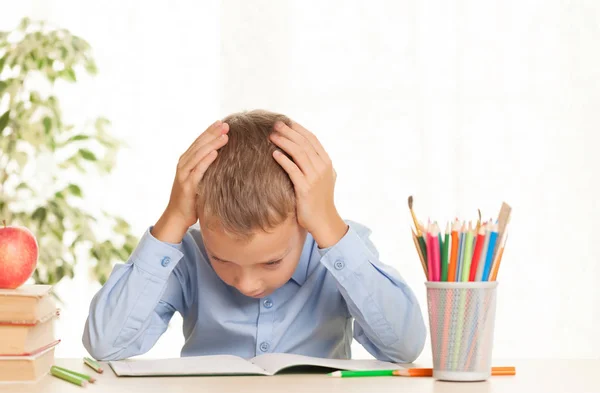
<box><xmin>259</xmin><ymin>342</ymin><xmax>270</xmax><ymax>352</ymax></box>
<box><xmin>263</xmin><ymin>298</ymin><xmax>273</xmax><ymax>309</ymax></box>
<box><xmin>160</xmin><ymin>256</ymin><xmax>171</xmax><ymax>267</ymax></box>
<box><xmin>334</xmin><ymin>260</ymin><xmax>345</xmax><ymax>270</ymax></box>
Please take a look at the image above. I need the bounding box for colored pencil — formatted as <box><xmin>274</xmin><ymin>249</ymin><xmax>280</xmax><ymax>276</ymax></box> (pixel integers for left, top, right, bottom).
<box><xmin>51</xmin><ymin>366</ymin><xmax>88</xmax><ymax>387</ymax></box>
<box><xmin>482</xmin><ymin>223</ymin><xmax>499</xmax><ymax>281</ymax></box>
<box><xmin>456</xmin><ymin>223</ymin><xmax>466</xmax><ymax>280</ymax></box>
<box><xmin>490</xmin><ymin>234</ymin><xmax>508</xmax><ymax>281</ymax></box>
<box><xmin>475</xmin><ymin>225</ymin><xmax>491</xmax><ymax>281</ymax></box>
<box><xmin>435</xmin><ymin>223</ymin><xmax>442</xmax><ymax>281</ymax></box>
<box><xmin>52</xmin><ymin>366</ymin><xmax>95</xmax><ymax>383</ymax></box>
<box><xmin>437</xmin><ymin>228</ymin><xmax>443</xmax><ymax>278</ymax></box>
<box><xmin>83</xmin><ymin>357</ymin><xmax>103</xmax><ymax>373</ymax></box>
<box><xmin>441</xmin><ymin>223</ymin><xmax>450</xmax><ymax>281</ymax></box>
<box><xmin>426</xmin><ymin>229</ymin><xmax>434</xmax><ymax>281</ymax></box>
<box><xmin>432</xmin><ymin>224</ymin><xmax>441</xmax><ymax>281</ymax></box>
<box><xmin>392</xmin><ymin>366</ymin><xmax>516</xmax><ymax>377</ymax></box>
<box><xmin>461</xmin><ymin>223</ymin><xmax>474</xmax><ymax>282</ymax></box>
<box><xmin>469</xmin><ymin>225</ymin><xmax>487</xmax><ymax>281</ymax></box>
<box><xmin>448</xmin><ymin>221</ymin><xmax>459</xmax><ymax>281</ymax></box>
<box><xmin>329</xmin><ymin>370</ymin><xmax>396</xmax><ymax>377</ymax></box>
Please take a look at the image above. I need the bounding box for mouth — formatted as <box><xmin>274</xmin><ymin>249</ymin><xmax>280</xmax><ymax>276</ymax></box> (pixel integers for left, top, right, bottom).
<box><xmin>247</xmin><ymin>291</ymin><xmax>266</xmax><ymax>298</ymax></box>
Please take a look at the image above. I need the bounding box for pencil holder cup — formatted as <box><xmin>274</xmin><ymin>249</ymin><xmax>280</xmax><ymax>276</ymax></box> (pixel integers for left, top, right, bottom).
<box><xmin>425</xmin><ymin>281</ymin><xmax>498</xmax><ymax>381</ymax></box>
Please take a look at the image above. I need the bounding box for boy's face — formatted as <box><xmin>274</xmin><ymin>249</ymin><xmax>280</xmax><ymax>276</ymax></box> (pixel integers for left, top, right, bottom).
<box><xmin>199</xmin><ymin>216</ymin><xmax>308</xmax><ymax>298</ymax></box>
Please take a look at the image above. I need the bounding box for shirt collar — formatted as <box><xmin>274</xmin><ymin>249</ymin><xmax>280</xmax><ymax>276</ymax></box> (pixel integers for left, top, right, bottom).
<box><xmin>290</xmin><ymin>234</ymin><xmax>314</xmax><ymax>286</ymax></box>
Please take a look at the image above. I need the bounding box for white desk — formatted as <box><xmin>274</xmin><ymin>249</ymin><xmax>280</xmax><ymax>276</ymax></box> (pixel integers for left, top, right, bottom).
<box><xmin>1</xmin><ymin>359</ymin><xmax>598</xmax><ymax>393</ymax></box>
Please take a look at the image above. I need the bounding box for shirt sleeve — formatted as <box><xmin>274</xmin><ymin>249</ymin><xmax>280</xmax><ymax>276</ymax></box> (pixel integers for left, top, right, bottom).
<box><xmin>318</xmin><ymin>220</ymin><xmax>427</xmax><ymax>363</ymax></box>
<box><xmin>82</xmin><ymin>227</ymin><xmax>194</xmax><ymax>360</ymax></box>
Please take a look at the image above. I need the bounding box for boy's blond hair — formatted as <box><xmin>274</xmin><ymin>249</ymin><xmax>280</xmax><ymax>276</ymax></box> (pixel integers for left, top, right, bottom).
<box><xmin>197</xmin><ymin>110</ymin><xmax>296</xmax><ymax>239</ymax></box>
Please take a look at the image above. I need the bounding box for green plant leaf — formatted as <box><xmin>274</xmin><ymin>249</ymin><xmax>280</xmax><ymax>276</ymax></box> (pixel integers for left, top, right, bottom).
<box><xmin>14</xmin><ymin>151</ymin><xmax>28</xmax><ymax>168</ymax></box>
<box><xmin>78</xmin><ymin>148</ymin><xmax>97</xmax><ymax>161</ymax></box>
<box><xmin>0</xmin><ymin>110</ymin><xmax>9</xmax><ymax>134</ymax></box>
<box><xmin>0</xmin><ymin>18</ymin><xmax>138</xmax><ymax>288</ymax></box>
<box><xmin>67</xmin><ymin>134</ymin><xmax>90</xmax><ymax>143</ymax></box>
<box><xmin>59</xmin><ymin>68</ymin><xmax>76</xmax><ymax>82</ymax></box>
<box><xmin>67</xmin><ymin>184</ymin><xmax>83</xmax><ymax>197</ymax></box>
<box><xmin>16</xmin><ymin>182</ymin><xmax>31</xmax><ymax>190</ymax></box>
<box><xmin>18</xmin><ymin>17</ymin><xmax>30</xmax><ymax>31</ymax></box>
<box><xmin>30</xmin><ymin>91</ymin><xmax>41</xmax><ymax>102</ymax></box>
<box><xmin>85</xmin><ymin>59</ymin><xmax>98</xmax><ymax>74</ymax></box>
<box><xmin>31</xmin><ymin>207</ymin><xmax>47</xmax><ymax>227</ymax></box>
<box><xmin>43</xmin><ymin>116</ymin><xmax>52</xmax><ymax>134</ymax></box>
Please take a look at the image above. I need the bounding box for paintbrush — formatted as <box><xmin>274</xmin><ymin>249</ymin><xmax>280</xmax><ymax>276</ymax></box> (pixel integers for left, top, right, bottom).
<box><xmin>411</xmin><ymin>228</ymin><xmax>428</xmax><ymax>278</ymax></box>
<box><xmin>408</xmin><ymin>196</ymin><xmax>428</xmax><ymax>260</ymax></box>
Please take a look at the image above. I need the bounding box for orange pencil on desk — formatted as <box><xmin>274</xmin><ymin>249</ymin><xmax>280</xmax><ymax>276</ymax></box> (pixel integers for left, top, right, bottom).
<box><xmin>447</xmin><ymin>220</ymin><xmax>459</xmax><ymax>281</ymax></box>
<box><xmin>393</xmin><ymin>366</ymin><xmax>516</xmax><ymax>377</ymax></box>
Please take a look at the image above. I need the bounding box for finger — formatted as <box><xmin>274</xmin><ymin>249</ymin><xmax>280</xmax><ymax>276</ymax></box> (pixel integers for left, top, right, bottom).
<box><xmin>273</xmin><ymin>150</ymin><xmax>307</xmax><ymax>190</ymax></box>
<box><xmin>290</xmin><ymin>120</ymin><xmax>331</xmax><ymax>164</ymax></box>
<box><xmin>180</xmin><ymin>123</ymin><xmax>228</xmax><ymax>169</ymax></box>
<box><xmin>189</xmin><ymin>149</ymin><xmax>219</xmax><ymax>187</ymax></box>
<box><xmin>180</xmin><ymin>134</ymin><xmax>228</xmax><ymax>177</ymax></box>
<box><xmin>269</xmin><ymin>132</ymin><xmax>316</xmax><ymax>176</ymax></box>
<box><xmin>273</xmin><ymin>121</ymin><xmax>322</xmax><ymax>168</ymax></box>
<box><xmin>182</xmin><ymin>121</ymin><xmax>228</xmax><ymax>159</ymax></box>
<box><xmin>181</xmin><ymin>120</ymin><xmax>221</xmax><ymax>157</ymax></box>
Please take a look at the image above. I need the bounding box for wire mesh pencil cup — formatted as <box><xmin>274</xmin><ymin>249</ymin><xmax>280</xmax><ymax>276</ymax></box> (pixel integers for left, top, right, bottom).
<box><xmin>426</xmin><ymin>281</ymin><xmax>498</xmax><ymax>381</ymax></box>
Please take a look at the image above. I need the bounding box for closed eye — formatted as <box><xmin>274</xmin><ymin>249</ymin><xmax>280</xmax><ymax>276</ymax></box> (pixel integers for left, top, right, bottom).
<box><xmin>264</xmin><ymin>260</ymin><xmax>282</xmax><ymax>268</ymax></box>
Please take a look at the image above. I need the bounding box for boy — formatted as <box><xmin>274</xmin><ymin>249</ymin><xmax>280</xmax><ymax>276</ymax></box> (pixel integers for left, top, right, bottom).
<box><xmin>83</xmin><ymin>110</ymin><xmax>426</xmax><ymax>362</ymax></box>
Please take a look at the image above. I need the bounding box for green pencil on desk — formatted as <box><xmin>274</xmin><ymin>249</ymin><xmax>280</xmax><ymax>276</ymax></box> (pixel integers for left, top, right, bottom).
<box><xmin>83</xmin><ymin>357</ymin><xmax>104</xmax><ymax>373</ymax></box>
<box><xmin>52</xmin><ymin>366</ymin><xmax>95</xmax><ymax>383</ymax></box>
<box><xmin>51</xmin><ymin>366</ymin><xmax>88</xmax><ymax>387</ymax></box>
<box><xmin>329</xmin><ymin>370</ymin><xmax>396</xmax><ymax>377</ymax></box>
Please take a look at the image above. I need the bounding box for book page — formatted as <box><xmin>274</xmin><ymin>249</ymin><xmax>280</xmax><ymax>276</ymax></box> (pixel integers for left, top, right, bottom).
<box><xmin>0</xmin><ymin>285</ymin><xmax>52</xmax><ymax>298</ymax></box>
<box><xmin>251</xmin><ymin>353</ymin><xmax>406</xmax><ymax>375</ymax></box>
<box><xmin>109</xmin><ymin>355</ymin><xmax>268</xmax><ymax>376</ymax></box>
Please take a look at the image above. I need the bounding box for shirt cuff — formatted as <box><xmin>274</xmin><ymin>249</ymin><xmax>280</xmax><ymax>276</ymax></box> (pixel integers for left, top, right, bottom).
<box><xmin>129</xmin><ymin>227</ymin><xmax>185</xmax><ymax>280</ymax></box>
<box><xmin>318</xmin><ymin>225</ymin><xmax>375</xmax><ymax>279</ymax></box>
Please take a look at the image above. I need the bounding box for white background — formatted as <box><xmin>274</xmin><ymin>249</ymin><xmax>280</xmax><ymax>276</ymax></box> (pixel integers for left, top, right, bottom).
<box><xmin>1</xmin><ymin>0</ymin><xmax>599</xmax><ymax>360</ymax></box>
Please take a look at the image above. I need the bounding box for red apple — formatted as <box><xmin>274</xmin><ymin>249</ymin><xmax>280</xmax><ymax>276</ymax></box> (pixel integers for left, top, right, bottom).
<box><xmin>0</xmin><ymin>221</ymin><xmax>38</xmax><ymax>289</ymax></box>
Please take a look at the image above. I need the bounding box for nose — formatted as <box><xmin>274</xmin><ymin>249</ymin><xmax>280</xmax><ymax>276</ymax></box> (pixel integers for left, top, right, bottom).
<box><xmin>235</xmin><ymin>272</ymin><xmax>263</xmax><ymax>297</ymax></box>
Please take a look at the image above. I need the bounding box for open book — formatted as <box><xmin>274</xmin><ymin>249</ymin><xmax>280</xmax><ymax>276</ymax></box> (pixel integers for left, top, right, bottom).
<box><xmin>109</xmin><ymin>353</ymin><xmax>405</xmax><ymax>377</ymax></box>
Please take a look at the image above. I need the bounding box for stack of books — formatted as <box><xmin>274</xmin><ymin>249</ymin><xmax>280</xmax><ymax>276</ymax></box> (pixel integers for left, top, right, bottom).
<box><xmin>0</xmin><ymin>285</ymin><xmax>60</xmax><ymax>383</ymax></box>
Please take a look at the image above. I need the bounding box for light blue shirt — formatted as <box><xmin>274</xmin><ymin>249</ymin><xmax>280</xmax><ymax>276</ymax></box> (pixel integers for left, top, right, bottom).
<box><xmin>83</xmin><ymin>221</ymin><xmax>426</xmax><ymax>362</ymax></box>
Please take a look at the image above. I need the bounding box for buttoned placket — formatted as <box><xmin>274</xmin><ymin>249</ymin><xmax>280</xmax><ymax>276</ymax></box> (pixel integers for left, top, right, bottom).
<box><xmin>255</xmin><ymin>296</ymin><xmax>276</xmax><ymax>355</ymax></box>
